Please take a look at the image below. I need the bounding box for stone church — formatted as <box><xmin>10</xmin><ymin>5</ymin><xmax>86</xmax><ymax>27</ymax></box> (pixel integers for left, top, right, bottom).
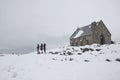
<box><xmin>70</xmin><ymin>20</ymin><xmax>111</xmax><ymax>46</ymax></box>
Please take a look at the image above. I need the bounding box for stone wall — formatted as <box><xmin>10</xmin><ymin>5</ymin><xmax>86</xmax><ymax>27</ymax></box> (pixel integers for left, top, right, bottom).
<box><xmin>92</xmin><ymin>20</ymin><xmax>111</xmax><ymax>44</ymax></box>
<box><xmin>70</xmin><ymin>34</ymin><xmax>93</xmax><ymax>46</ymax></box>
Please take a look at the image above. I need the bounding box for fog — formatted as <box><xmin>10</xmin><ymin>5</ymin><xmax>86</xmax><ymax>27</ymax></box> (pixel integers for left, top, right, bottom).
<box><xmin>0</xmin><ymin>0</ymin><xmax>120</xmax><ymax>50</ymax></box>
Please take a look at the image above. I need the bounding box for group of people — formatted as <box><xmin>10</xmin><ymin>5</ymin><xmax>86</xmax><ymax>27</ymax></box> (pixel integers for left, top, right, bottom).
<box><xmin>37</xmin><ymin>43</ymin><xmax>46</xmax><ymax>54</ymax></box>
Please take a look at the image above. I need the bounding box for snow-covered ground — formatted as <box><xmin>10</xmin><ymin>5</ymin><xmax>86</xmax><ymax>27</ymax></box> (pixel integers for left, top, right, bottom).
<box><xmin>0</xmin><ymin>43</ymin><xmax>120</xmax><ymax>80</ymax></box>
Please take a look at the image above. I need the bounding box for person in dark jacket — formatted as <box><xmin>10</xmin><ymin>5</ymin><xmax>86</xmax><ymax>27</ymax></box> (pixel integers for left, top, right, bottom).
<box><xmin>40</xmin><ymin>43</ymin><xmax>43</xmax><ymax>53</ymax></box>
<box><xmin>37</xmin><ymin>44</ymin><xmax>40</xmax><ymax>54</ymax></box>
<box><xmin>43</xmin><ymin>43</ymin><xmax>46</xmax><ymax>53</ymax></box>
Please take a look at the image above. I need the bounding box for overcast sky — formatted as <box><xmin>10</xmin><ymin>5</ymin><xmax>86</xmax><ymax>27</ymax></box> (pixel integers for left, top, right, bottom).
<box><xmin>0</xmin><ymin>0</ymin><xmax>120</xmax><ymax>50</ymax></box>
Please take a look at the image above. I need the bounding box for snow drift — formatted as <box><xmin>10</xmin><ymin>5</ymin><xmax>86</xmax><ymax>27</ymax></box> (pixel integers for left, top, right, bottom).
<box><xmin>0</xmin><ymin>43</ymin><xmax>120</xmax><ymax>80</ymax></box>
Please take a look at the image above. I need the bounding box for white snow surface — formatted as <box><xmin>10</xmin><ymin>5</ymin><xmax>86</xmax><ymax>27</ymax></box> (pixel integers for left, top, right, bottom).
<box><xmin>0</xmin><ymin>43</ymin><xmax>120</xmax><ymax>80</ymax></box>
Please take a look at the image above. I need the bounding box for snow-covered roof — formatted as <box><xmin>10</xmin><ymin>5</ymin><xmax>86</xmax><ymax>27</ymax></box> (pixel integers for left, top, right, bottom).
<box><xmin>74</xmin><ymin>30</ymin><xmax>84</xmax><ymax>38</ymax></box>
<box><xmin>70</xmin><ymin>20</ymin><xmax>111</xmax><ymax>39</ymax></box>
<box><xmin>71</xmin><ymin>24</ymin><xmax>93</xmax><ymax>38</ymax></box>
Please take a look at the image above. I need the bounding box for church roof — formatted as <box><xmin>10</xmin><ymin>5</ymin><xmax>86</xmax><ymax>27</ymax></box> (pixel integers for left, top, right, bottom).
<box><xmin>70</xmin><ymin>21</ymin><xmax>100</xmax><ymax>39</ymax></box>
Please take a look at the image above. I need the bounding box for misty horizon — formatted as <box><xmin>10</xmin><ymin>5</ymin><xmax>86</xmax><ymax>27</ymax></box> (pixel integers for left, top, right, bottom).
<box><xmin>0</xmin><ymin>0</ymin><xmax>120</xmax><ymax>51</ymax></box>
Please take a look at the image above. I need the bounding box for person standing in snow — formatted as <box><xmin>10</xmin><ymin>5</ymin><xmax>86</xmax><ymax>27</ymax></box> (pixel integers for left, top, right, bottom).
<box><xmin>43</xmin><ymin>43</ymin><xmax>46</xmax><ymax>53</ymax></box>
<box><xmin>37</xmin><ymin>44</ymin><xmax>40</xmax><ymax>54</ymax></box>
<box><xmin>40</xmin><ymin>43</ymin><xmax>43</xmax><ymax>53</ymax></box>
